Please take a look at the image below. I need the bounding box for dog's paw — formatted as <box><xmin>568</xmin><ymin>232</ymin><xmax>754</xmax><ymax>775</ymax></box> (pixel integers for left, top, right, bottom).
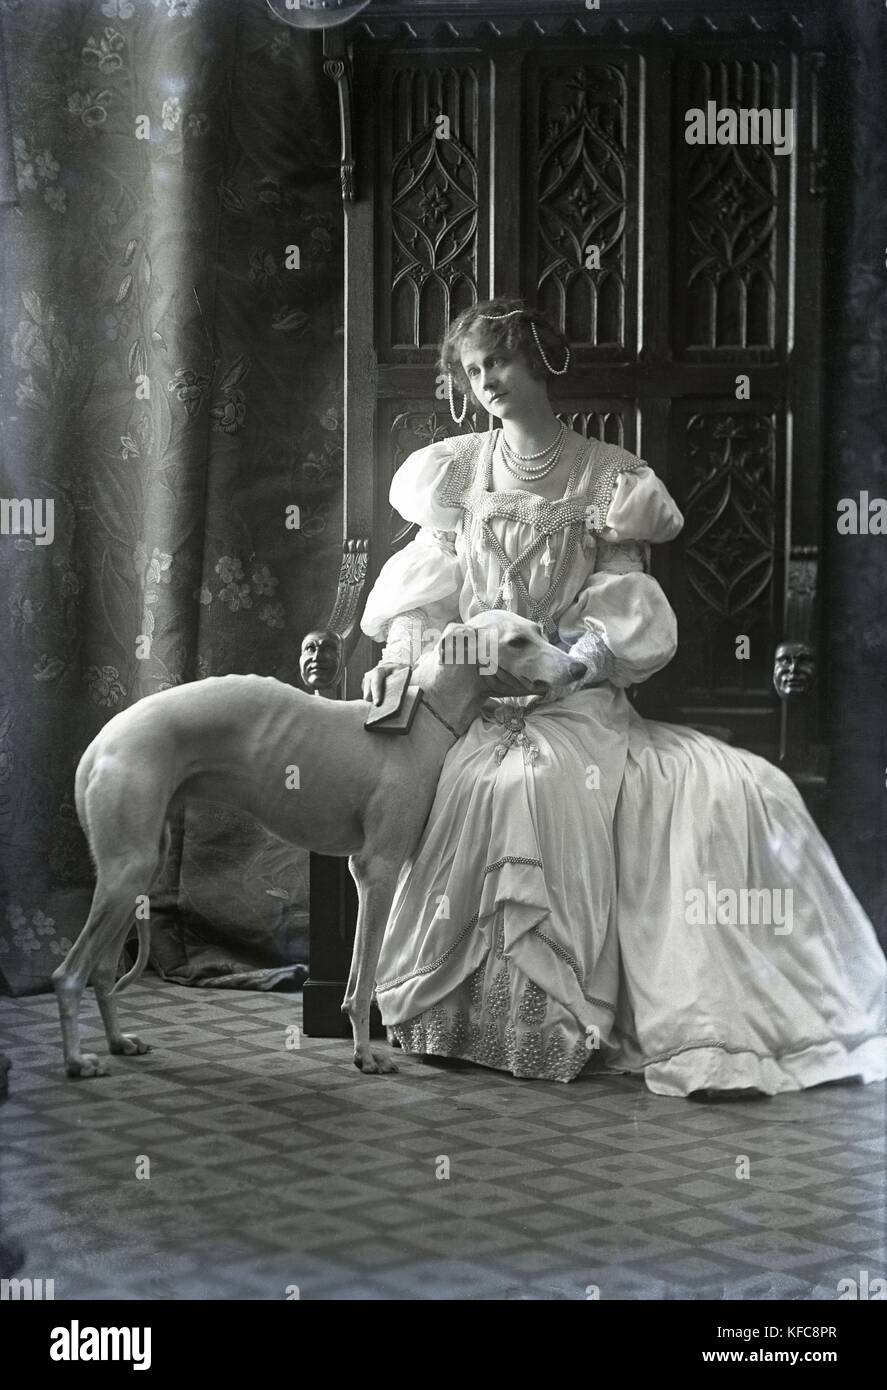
<box><xmin>109</xmin><ymin>1034</ymin><xmax>151</xmax><ymax>1057</ymax></box>
<box><xmin>352</xmin><ymin>1045</ymin><xmax>399</xmax><ymax>1075</ymax></box>
<box><xmin>65</xmin><ymin>1053</ymin><xmax>110</xmax><ymax>1079</ymax></box>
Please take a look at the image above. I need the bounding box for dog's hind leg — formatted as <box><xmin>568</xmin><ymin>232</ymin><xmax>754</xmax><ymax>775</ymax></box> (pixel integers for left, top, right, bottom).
<box><xmin>93</xmin><ymin>943</ymin><xmax>152</xmax><ymax>1060</ymax></box>
<box><xmin>53</xmin><ymin>881</ymin><xmax>130</xmax><ymax>1077</ymax></box>
<box><xmin>54</xmin><ymin>864</ymin><xmax>159</xmax><ymax>1078</ymax></box>
<box><xmin>91</xmin><ymin>822</ymin><xmax>170</xmax><ymax>1060</ymax></box>
<box><xmin>54</xmin><ymin>761</ymin><xmax>168</xmax><ymax>1078</ymax></box>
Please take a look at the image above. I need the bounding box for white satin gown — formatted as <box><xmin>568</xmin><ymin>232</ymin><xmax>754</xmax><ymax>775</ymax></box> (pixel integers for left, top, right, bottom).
<box><xmin>358</xmin><ymin>429</ymin><xmax>887</xmax><ymax>1096</ymax></box>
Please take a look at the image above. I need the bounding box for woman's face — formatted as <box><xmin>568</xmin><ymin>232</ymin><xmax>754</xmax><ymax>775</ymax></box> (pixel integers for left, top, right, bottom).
<box><xmin>459</xmin><ymin>336</ymin><xmax>548</xmax><ymax>418</ymax></box>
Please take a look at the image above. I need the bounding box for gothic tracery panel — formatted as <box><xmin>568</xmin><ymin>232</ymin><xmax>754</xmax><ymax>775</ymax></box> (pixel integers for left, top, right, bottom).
<box><xmin>386</xmin><ymin>63</ymin><xmax>482</xmax><ymax>351</ymax></box>
<box><xmin>675</xmin><ymin>57</ymin><xmax>784</xmax><ymax>354</ymax></box>
<box><xmin>534</xmin><ymin>62</ymin><xmax>630</xmax><ymax>348</ymax></box>
<box><xmin>683</xmin><ymin>411</ymin><xmax>777</xmax><ymax>621</ymax></box>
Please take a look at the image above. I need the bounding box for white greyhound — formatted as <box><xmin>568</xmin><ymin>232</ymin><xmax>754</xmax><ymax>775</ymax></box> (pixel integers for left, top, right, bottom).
<box><xmin>53</xmin><ymin>611</ymin><xmax>586</xmax><ymax>1079</ymax></box>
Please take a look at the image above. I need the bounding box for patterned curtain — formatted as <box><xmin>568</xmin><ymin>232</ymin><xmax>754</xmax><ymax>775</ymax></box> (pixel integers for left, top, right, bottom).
<box><xmin>0</xmin><ymin>0</ymin><xmax>344</xmax><ymax>994</ymax></box>
<box><xmin>0</xmin><ymin>7</ymin><xmax>15</xmax><ymax>207</ymax></box>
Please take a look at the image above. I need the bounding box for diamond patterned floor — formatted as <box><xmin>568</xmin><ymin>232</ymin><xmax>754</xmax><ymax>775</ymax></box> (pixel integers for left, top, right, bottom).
<box><xmin>1</xmin><ymin>979</ymin><xmax>884</xmax><ymax>1300</ymax></box>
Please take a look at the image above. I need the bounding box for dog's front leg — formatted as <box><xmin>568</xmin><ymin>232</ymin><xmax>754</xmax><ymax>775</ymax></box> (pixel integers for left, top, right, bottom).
<box><xmin>344</xmin><ymin>853</ymin><xmax>400</xmax><ymax>1075</ymax></box>
<box><xmin>53</xmin><ymin>968</ymin><xmax>107</xmax><ymax>1079</ymax></box>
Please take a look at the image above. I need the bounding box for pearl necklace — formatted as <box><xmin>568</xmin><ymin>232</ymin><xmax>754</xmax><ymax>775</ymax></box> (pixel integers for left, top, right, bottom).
<box><xmin>502</xmin><ymin>422</ymin><xmax>566</xmax><ymax>461</ymax></box>
<box><xmin>500</xmin><ymin>424</ymin><xmax>568</xmax><ymax>480</ymax></box>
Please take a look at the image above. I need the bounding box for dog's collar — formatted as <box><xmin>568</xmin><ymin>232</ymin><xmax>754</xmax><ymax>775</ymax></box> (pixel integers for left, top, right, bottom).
<box><xmin>417</xmin><ymin>691</ymin><xmax>465</xmax><ymax>742</ymax></box>
<box><xmin>415</xmin><ymin>685</ymin><xmax>547</xmax><ymax>743</ymax></box>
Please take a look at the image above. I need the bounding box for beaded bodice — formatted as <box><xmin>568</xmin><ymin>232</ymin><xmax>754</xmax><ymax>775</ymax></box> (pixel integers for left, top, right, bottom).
<box><xmin>435</xmin><ymin>429</ymin><xmax>644</xmax><ymax>633</ymax></box>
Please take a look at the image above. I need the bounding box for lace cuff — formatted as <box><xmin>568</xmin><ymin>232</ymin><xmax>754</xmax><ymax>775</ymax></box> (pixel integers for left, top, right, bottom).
<box><xmin>595</xmin><ymin>538</ymin><xmax>650</xmax><ymax>575</ymax></box>
<box><xmin>567</xmin><ymin>622</ymin><xmax>617</xmax><ymax>687</ymax></box>
<box><xmin>380</xmin><ymin>608</ymin><xmax>428</xmax><ymax>667</ymax></box>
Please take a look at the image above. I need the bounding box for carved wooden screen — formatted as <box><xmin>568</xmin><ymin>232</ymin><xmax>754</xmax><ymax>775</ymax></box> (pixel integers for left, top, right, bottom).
<box><xmin>382</xmin><ymin>53</ymin><xmax>489</xmax><ymax>550</ymax></box>
<box><xmin>326</xmin><ymin>0</ymin><xmax>832</xmax><ymax>758</ymax></box>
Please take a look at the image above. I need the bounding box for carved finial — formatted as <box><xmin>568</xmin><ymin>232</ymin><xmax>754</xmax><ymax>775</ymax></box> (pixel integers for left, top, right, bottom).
<box><xmin>324</xmin><ymin>54</ymin><xmax>355</xmax><ymax>204</ymax></box>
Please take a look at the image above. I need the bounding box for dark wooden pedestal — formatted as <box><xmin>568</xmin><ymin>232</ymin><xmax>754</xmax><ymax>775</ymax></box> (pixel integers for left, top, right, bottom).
<box><xmin>302</xmin><ymin>852</ymin><xmax>384</xmax><ymax>1039</ymax></box>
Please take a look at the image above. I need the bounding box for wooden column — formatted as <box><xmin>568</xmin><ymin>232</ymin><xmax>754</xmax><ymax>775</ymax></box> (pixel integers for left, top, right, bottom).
<box><xmin>304</xmin><ymin>30</ymin><xmax>382</xmax><ymax>1038</ymax></box>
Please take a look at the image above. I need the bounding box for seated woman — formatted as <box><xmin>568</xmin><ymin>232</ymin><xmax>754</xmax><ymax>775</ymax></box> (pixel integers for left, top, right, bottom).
<box><xmin>358</xmin><ymin>298</ymin><xmax>887</xmax><ymax>1097</ymax></box>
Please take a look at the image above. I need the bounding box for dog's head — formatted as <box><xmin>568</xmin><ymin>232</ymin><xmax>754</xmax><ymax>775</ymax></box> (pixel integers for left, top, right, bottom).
<box><xmin>437</xmin><ymin>611</ymin><xmax>586</xmax><ymax>696</ymax></box>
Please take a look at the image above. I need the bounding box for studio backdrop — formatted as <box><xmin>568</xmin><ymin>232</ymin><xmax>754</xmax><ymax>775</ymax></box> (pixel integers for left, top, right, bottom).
<box><xmin>0</xmin><ymin>0</ymin><xmax>344</xmax><ymax>994</ymax></box>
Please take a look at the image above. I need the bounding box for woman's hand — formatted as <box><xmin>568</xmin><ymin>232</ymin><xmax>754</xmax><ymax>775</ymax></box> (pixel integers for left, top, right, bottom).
<box><xmin>361</xmin><ymin>662</ymin><xmax>404</xmax><ymax>706</ymax></box>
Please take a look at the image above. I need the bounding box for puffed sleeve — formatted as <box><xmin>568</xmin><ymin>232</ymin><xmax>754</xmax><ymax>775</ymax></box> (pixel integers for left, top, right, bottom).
<box><xmin>599</xmin><ymin>462</ymin><xmax>683</xmax><ymax>544</ymax></box>
<box><xmin>389</xmin><ymin>439</ymin><xmax>465</xmax><ymax>530</ymax></box>
<box><xmin>558</xmin><ymin>463</ymin><xmax>683</xmax><ymax>687</ymax></box>
<box><xmin>360</xmin><ymin>440</ymin><xmax>464</xmax><ymax>641</ymax></box>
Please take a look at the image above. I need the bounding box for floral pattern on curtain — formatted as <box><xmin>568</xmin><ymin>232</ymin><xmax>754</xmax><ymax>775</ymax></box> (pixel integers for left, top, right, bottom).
<box><xmin>0</xmin><ymin>0</ymin><xmax>344</xmax><ymax>994</ymax></box>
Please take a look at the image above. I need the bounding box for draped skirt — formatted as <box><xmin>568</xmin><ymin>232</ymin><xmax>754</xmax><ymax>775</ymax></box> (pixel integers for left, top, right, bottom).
<box><xmin>375</xmin><ymin>687</ymin><xmax>887</xmax><ymax>1096</ymax></box>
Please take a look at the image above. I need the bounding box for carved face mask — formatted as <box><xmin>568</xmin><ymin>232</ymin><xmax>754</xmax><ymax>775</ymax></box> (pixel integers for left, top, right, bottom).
<box><xmin>773</xmin><ymin>641</ymin><xmax>816</xmax><ymax>697</ymax></box>
<box><xmin>300</xmin><ymin>630</ymin><xmax>343</xmax><ymax>689</ymax></box>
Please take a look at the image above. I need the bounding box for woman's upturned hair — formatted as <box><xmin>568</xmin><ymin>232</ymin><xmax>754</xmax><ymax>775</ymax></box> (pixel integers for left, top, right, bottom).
<box><xmin>438</xmin><ymin>298</ymin><xmax>570</xmax><ymax>395</ymax></box>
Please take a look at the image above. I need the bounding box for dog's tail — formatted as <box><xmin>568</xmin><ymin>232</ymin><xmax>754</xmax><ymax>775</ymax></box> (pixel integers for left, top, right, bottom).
<box><xmin>108</xmin><ymin>919</ymin><xmax>152</xmax><ymax>997</ymax></box>
<box><xmin>107</xmin><ymin>819</ymin><xmax>171</xmax><ymax>997</ymax></box>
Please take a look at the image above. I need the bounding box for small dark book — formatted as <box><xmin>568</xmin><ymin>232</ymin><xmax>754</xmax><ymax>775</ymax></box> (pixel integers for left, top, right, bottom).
<box><xmin>364</xmin><ymin>667</ymin><xmax>424</xmax><ymax>734</ymax></box>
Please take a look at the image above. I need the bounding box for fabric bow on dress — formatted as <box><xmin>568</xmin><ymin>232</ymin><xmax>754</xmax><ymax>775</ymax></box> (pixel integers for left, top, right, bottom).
<box><xmin>492</xmin><ymin>700</ymin><xmax>540</xmax><ymax>765</ymax></box>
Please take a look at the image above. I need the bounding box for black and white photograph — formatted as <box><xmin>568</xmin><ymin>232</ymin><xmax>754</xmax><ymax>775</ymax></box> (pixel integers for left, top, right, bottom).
<box><xmin>0</xmin><ymin>0</ymin><xmax>885</xmax><ymax>1341</ymax></box>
